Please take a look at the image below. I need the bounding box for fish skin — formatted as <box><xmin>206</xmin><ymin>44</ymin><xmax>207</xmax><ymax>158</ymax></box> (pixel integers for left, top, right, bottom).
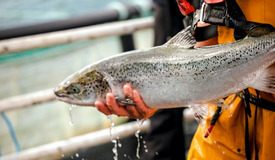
<box><xmin>54</xmin><ymin>28</ymin><xmax>275</xmax><ymax>108</ymax></box>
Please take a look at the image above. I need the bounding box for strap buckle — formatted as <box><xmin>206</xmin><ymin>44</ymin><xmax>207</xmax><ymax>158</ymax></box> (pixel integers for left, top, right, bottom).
<box><xmin>199</xmin><ymin>2</ymin><xmax>206</xmax><ymax>24</ymax></box>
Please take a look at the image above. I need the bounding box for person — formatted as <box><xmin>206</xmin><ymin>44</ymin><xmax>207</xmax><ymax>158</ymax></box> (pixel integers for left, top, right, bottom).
<box><xmin>95</xmin><ymin>0</ymin><xmax>275</xmax><ymax>159</ymax></box>
<box><xmin>186</xmin><ymin>0</ymin><xmax>275</xmax><ymax>159</ymax></box>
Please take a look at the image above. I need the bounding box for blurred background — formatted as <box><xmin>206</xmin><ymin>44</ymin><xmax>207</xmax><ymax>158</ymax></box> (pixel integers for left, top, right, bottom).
<box><xmin>0</xmin><ymin>0</ymin><xmax>198</xmax><ymax>159</ymax></box>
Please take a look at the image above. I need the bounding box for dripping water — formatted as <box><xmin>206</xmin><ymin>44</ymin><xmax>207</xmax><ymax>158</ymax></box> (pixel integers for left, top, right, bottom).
<box><xmin>135</xmin><ymin>129</ymin><xmax>141</xmax><ymax>159</ymax></box>
<box><xmin>209</xmin><ymin>134</ymin><xmax>226</xmax><ymax>155</ymax></box>
<box><xmin>135</xmin><ymin>119</ymin><xmax>145</xmax><ymax>159</ymax></box>
<box><xmin>229</xmin><ymin>112</ymin><xmax>233</xmax><ymax>117</ymax></box>
<box><xmin>124</xmin><ymin>154</ymin><xmax>133</xmax><ymax>160</ymax></box>
<box><xmin>107</xmin><ymin>115</ymin><xmax>121</xmax><ymax>160</ymax></box>
<box><xmin>228</xmin><ymin>108</ymin><xmax>233</xmax><ymax>117</ymax></box>
<box><xmin>142</xmin><ymin>137</ymin><xmax>148</xmax><ymax>153</ymax></box>
<box><xmin>69</xmin><ymin>105</ymin><xmax>76</xmax><ymax>126</ymax></box>
<box><xmin>139</xmin><ymin>136</ymin><xmax>148</xmax><ymax>153</ymax></box>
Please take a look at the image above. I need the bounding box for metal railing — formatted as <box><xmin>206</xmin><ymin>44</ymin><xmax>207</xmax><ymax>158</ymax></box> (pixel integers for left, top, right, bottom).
<box><xmin>0</xmin><ymin>17</ymin><xmax>154</xmax><ymax>160</ymax></box>
<box><xmin>0</xmin><ymin>16</ymin><xmax>195</xmax><ymax>160</ymax></box>
<box><xmin>0</xmin><ymin>120</ymin><xmax>151</xmax><ymax>160</ymax></box>
<box><xmin>0</xmin><ymin>17</ymin><xmax>154</xmax><ymax>54</ymax></box>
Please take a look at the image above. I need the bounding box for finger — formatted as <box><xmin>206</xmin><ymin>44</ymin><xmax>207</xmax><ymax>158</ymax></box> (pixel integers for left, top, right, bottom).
<box><xmin>123</xmin><ymin>84</ymin><xmax>133</xmax><ymax>99</ymax></box>
<box><xmin>132</xmin><ymin>89</ymin><xmax>146</xmax><ymax>117</ymax></box>
<box><xmin>132</xmin><ymin>89</ymin><xmax>158</xmax><ymax>119</ymax></box>
<box><xmin>106</xmin><ymin>93</ymin><xmax>130</xmax><ymax>117</ymax></box>
<box><xmin>125</xmin><ymin>105</ymin><xmax>140</xmax><ymax>118</ymax></box>
<box><xmin>95</xmin><ymin>100</ymin><xmax>112</xmax><ymax>115</ymax></box>
<box><xmin>122</xmin><ymin>85</ymin><xmax>142</xmax><ymax>118</ymax></box>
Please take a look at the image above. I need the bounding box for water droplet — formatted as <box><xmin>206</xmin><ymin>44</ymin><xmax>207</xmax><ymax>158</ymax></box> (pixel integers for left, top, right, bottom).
<box><xmin>61</xmin><ymin>154</ymin><xmax>65</xmax><ymax>157</ymax></box>
<box><xmin>208</xmin><ymin>133</ymin><xmax>226</xmax><ymax>154</ymax></box>
<box><xmin>111</xmin><ymin>139</ymin><xmax>116</xmax><ymax>143</ymax></box>
<box><xmin>112</xmin><ymin>143</ymin><xmax>118</xmax><ymax>160</ymax></box>
<box><xmin>69</xmin><ymin>121</ymin><xmax>74</xmax><ymax>126</ymax></box>
<box><xmin>75</xmin><ymin>153</ymin><xmax>79</xmax><ymax>157</ymax></box>
<box><xmin>71</xmin><ymin>156</ymin><xmax>74</xmax><ymax>159</ymax></box>
<box><xmin>143</xmin><ymin>140</ymin><xmax>148</xmax><ymax>153</ymax></box>
<box><xmin>118</xmin><ymin>142</ymin><xmax>122</xmax><ymax>147</ymax></box>
<box><xmin>155</xmin><ymin>152</ymin><xmax>159</xmax><ymax>155</ymax></box>
<box><xmin>69</xmin><ymin>106</ymin><xmax>74</xmax><ymax>126</ymax></box>
<box><xmin>135</xmin><ymin>130</ymin><xmax>140</xmax><ymax>137</ymax></box>
<box><xmin>112</xmin><ymin>147</ymin><xmax>117</xmax><ymax>154</ymax></box>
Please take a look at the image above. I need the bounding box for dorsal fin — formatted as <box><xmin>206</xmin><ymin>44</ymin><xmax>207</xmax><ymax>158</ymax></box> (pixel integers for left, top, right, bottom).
<box><xmin>164</xmin><ymin>26</ymin><xmax>196</xmax><ymax>49</ymax></box>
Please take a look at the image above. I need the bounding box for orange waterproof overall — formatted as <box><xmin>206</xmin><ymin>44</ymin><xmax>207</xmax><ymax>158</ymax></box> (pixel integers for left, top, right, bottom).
<box><xmin>187</xmin><ymin>0</ymin><xmax>275</xmax><ymax>159</ymax></box>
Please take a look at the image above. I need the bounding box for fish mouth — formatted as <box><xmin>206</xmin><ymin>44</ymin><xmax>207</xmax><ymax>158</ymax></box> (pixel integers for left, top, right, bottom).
<box><xmin>54</xmin><ymin>91</ymin><xmax>70</xmax><ymax>102</ymax></box>
<box><xmin>54</xmin><ymin>89</ymin><xmax>95</xmax><ymax>107</ymax></box>
<box><xmin>54</xmin><ymin>88</ymin><xmax>72</xmax><ymax>103</ymax></box>
<box><xmin>54</xmin><ymin>89</ymin><xmax>67</xmax><ymax>98</ymax></box>
<box><xmin>54</xmin><ymin>93</ymin><xmax>67</xmax><ymax>98</ymax></box>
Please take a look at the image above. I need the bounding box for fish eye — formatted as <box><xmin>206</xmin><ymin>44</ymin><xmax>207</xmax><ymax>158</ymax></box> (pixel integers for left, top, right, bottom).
<box><xmin>67</xmin><ymin>84</ymin><xmax>81</xmax><ymax>94</ymax></box>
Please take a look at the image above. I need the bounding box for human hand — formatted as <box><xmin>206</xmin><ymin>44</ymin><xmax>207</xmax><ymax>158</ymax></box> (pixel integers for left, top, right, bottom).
<box><xmin>95</xmin><ymin>83</ymin><xmax>158</xmax><ymax>119</ymax></box>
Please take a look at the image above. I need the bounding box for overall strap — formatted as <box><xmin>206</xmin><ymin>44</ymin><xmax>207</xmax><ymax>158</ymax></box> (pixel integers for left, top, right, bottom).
<box><xmin>237</xmin><ymin>90</ymin><xmax>275</xmax><ymax>160</ymax></box>
<box><xmin>236</xmin><ymin>91</ymin><xmax>275</xmax><ymax>111</ymax></box>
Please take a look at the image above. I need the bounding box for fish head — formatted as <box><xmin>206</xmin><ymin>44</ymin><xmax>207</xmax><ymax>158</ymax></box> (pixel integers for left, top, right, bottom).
<box><xmin>54</xmin><ymin>69</ymin><xmax>111</xmax><ymax>106</ymax></box>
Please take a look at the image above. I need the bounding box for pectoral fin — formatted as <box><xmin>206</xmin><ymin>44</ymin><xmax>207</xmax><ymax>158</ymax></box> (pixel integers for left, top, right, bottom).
<box><xmin>250</xmin><ymin>64</ymin><xmax>275</xmax><ymax>94</ymax></box>
<box><xmin>188</xmin><ymin>104</ymin><xmax>209</xmax><ymax>128</ymax></box>
<box><xmin>188</xmin><ymin>99</ymin><xmax>229</xmax><ymax>128</ymax></box>
<box><xmin>208</xmin><ymin>99</ymin><xmax>229</xmax><ymax>108</ymax></box>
